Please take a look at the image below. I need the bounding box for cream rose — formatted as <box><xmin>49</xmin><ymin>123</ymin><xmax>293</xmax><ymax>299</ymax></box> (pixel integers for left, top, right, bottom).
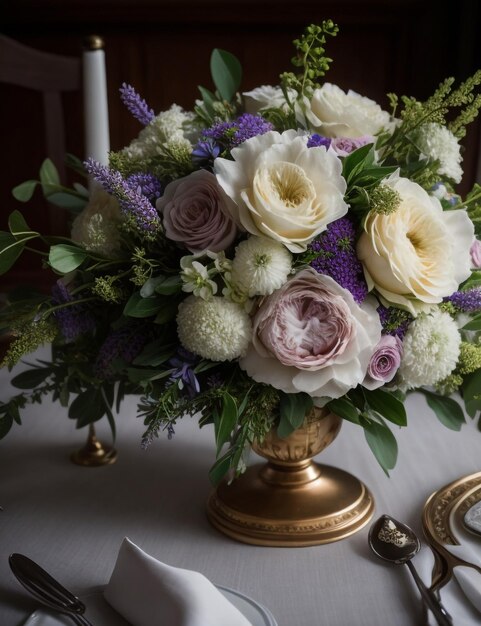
<box><xmin>357</xmin><ymin>173</ymin><xmax>474</xmax><ymax>315</ymax></box>
<box><xmin>306</xmin><ymin>83</ymin><xmax>394</xmax><ymax>138</ymax></box>
<box><xmin>240</xmin><ymin>268</ymin><xmax>381</xmax><ymax>400</ymax></box>
<box><xmin>214</xmin><ymin>130</ymin><xmax>348</xmax><ymax>253</ymax></box>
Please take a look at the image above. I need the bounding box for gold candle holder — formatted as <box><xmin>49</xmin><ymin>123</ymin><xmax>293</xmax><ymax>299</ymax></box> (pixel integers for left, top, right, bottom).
<box><xmin>70</xmin><ymin>423</ymin><xmax>117</xmax><ymax>466</ymax></box>
<box><xmin>207</xmin><ymin>407</ymin><xmax>374</xmax><ymax>546</ymax></box>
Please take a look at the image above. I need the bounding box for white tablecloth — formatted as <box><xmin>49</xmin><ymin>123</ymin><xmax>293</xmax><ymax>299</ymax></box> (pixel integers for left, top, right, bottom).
<box><xmin>1</xmin><ymin>348</ymin><xmax>480</xmax><ymax>625</ymax></box>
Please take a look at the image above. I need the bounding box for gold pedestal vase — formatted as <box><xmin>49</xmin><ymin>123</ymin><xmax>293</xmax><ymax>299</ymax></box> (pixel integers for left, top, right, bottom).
<box><xmin>206</xmin><ymin>407</ymin><xmax>374</xmax><ymax>546</ymax></box>
<box><xmin>70</xmin><ymin>423</ymin><xmax>117</xmax><ymax>466</ymax></box>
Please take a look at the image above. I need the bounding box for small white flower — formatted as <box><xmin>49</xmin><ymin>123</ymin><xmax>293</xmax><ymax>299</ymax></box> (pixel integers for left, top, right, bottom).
<box><xmin>180</xmin><ymin>258</ymin><xmax>217</xmax><ymax>300</ymax></box>
<box><xmin>415</xmin><ymin>123</ymin><xmax>463</xmax><ymax>183</ymax></box>
<box><xmin>242</xmin><ymin>85</ymin><xmax>293</xmax><ymax>114</ymax></box>
<box><xmin>177</xmin><ymin>295</ymin><xmax>252</xmax><ymax>361</ymax></box>
<box><xmin>231</xmin><ymin>236</ymin><xmax>292</xmax><ymax>297</ymax></box>
<box><xmin>398</xmin><ymin>309</ymin><xmax>461</xmax><ymax>389</ymax></box>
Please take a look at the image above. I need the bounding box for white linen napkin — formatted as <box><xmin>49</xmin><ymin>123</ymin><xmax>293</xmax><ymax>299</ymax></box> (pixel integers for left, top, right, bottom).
<box><xmin>104</xmin><ymin>538</ymin><xmax>253</xmax><ymax>626</ymax></box>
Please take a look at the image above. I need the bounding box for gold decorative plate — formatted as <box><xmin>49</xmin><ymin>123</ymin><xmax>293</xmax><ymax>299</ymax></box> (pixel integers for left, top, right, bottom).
<box><xmin>422</xmin><ymin>471</ymin><xmax>481</xmax><ymax>548</ymax></box>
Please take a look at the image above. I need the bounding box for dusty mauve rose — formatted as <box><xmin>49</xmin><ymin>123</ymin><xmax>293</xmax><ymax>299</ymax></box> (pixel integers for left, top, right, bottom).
<box><xmin>470</xmin><ymin>239</ymin><xmax>481</xmax><ymax>269</ymax></box>
<box><xmin>330</xmin><ymin>135</ymin><xmax>374</xmax><ymax>157</ymax></box>
<box><xmin>240</xmin><ymin>268</ymin><xmax>381</xmax><ymax>400</ymax></box>
<box><xmin>363</xmin><ymin>334</ymin><xmax>403</xmax><ymax>391</ymax></box>
<box><xmin>156</xmin><ymin>170</ymin><xmax>238</xmax><ymax>253</ymax></box>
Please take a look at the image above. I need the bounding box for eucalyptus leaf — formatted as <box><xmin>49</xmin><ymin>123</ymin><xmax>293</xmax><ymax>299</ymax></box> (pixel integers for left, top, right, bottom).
<box><xmin>101</xmin><ymin>386</ymin><xmax>116</xmax><ymax>441</ymax></box>
<box><xmin>363</xmin><ymin>420</ymin><xmax>398</xmax><ymax>476</ymax></box>
<box><xmin>154</xmin><ymin>299</ymin><xmax>180</xmax><ymax>324</ymax></box>
<box><xmin>124</xmin><ymin>293</ymin><xmax>164</xmax><ymax>318</ymax></box>
<box><xmin>0</xmin><ymin>413</ymin><xmax>13</xmax><ymax>439</ymax></box>
<box><xmin>49</xmin><ymin>244</ymin><xmax>88</xmax><ymax>273</ymax></box>
<box><xmin>215</xmin><ymin>393</ymin><xmax>238</xmax><ymax>455</ymax></box>
<box><xmin>462</xmin><ymin>369</ymin><xmax>481</xmax><ymax>417</ymax></box>
<box><xmin>422</xmin><ymin>390</ymin><xmax>465</xmax><ymax>431</ymax></box>
<box><xmin>39</xmin><ymin>158</ymin><xmax>60</xmax><ymax>187</ymax></box>
<box><xmin>133</xmin><ymin>340</ymin><xmax>176</xmax><ymax>366</ymax></box>
<box><xmin>47</xmin><ymin>192</ymin><xmax>87</xmax><ymax>211</ymax></box>
<box><xmin>69</xmin><ymin>388</ymin><xmax>105</xmax><ymax>426</ymax></box>
<box><xmin>210</xmin><ymin>48</ymin><xmax>242</xmax><ymax>102</ymax></box>
<box><xmin>12</xmin><ymin>180</ymin><xmax>38</xmax><ymax>202</ymax></box>
<box><xmin>279</xmin><ymin>392</ymin><xmax>313</xmax><ymax>431</ymax></box>
<box><xmin>198</xmin><ymin>85</ymin><xmax>217</xmax><ymax>116</ymax></box>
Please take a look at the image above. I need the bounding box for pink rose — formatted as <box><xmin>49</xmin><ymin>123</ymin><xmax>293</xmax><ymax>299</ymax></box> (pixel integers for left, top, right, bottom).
<box><xmin>330</xmin><ymin>135</ymin><xmax>375</xmax><ymax>157</ymax></box>
<box><xmin>156</xmin><ymin>170</ymin><xmax>238</xmax><ymax>253</ymax></box>
<box><xmin>240</xmin><ymin>268</ymin><xmax>382</xmax><ymax>400</ymax></box>
<box><xmin>363</xmin><ymin>334</ymin><xmax>403</xmax><ymax>391</ymax></box>
<box><xmin>470</xmin><ymin>239</ymin><xmax>481</xmax><ymax>269</ymax></box>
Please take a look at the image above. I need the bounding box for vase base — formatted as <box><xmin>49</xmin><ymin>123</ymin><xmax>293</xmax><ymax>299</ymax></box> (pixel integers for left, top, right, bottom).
<box><xmin>206</xmin><ymin>462</ymin><xmax>374</xmax><ymax>546</ymax></box>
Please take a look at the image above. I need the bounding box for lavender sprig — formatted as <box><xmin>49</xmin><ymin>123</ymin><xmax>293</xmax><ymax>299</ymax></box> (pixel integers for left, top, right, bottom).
<box><xmin>85</xmin><ymin>158</ymin><xmax>161</xmax><ymax>235</ymax></box>
<box><xmin>119</xmin><ymin>83</ymin><xmax>155</xmax><ymax>126</ymax></box>
<box><xmin>51</xmin><ymin>281</ymin><xmax>95</xmax><ymax>342</ymax></box>
<box><xmin>445</xmin><ymin>288</ymin><xmax>481</xmax><ymax>312</ymax></box>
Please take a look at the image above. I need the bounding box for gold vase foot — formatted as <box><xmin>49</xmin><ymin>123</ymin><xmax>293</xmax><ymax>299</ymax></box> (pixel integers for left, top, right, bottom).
<box><xmin>70</xmin><ymin>424</ymin><xmax>117</xmax><ymax>467</ymax></box>
<box><xmin>207</xmin><ymin>461</ymin><xmax>374</xmax><ymax>546</ymax></box>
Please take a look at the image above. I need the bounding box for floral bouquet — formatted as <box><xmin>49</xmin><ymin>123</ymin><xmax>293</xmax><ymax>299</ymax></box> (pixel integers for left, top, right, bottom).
<box><xmin>2</xmin><ymin>21</ymin><xmax>481</xmax><ymax>482</ymax></box>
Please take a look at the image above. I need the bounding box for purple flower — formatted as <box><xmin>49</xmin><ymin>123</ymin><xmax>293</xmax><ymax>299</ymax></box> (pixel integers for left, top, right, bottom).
<box><xmin>445</xmin><ymin>288</ymin><xmax>481</xmax><ymax>313</ymax></box>
<box><xmin>51</xmin><ymin>281</ymin><xmax>95</xmax><ymax>342</ymax></box>
<box><xmin>201</xmin><ymin>114</ymin><xmax>273</xmax><ymax>151</ymax></box>
<box><xmin>309</xmin><ymin>217</ymin><xmax>368</xmax><ymax>304</ymax></box>
<box><xmin>119</xmin><ymin>83</ymin><xmax>155</xmax><ymax>126</ymax></box>
<box><xmin>85</xmin><ymin>158</ymin><xmax>161</xmax><ymax>234</ymax></box>
<box><xmin>94</xmin><ymin>324</ymin><xmax>148</xmax><ymax>379</ymax></box>
<box><xmin>168</xmin><ymin>348</ymin><xmax>200</xmax><ymax>398</ymax></box>
<box><xmin>156</xmin><ymin>170</ymin><xmax>237</xmax><ymax>253</ymax></box>
<box><xmin>377</xmin><ymin>305</ymin><xmax>412</xmax><ymax>339</ymax></box>
<box><xmin>126</xmin><ymin>173</ymin><xmax>162</xmax><ymax>203</ymax></box>
<box><xmin>330</xmin><ymin>135</ymin><xmax>375</xmax><ymax>157</ymax></box>
<box><xmin>363</xmin><ymin>334</ymin><xmax>403</xmax><ymax>390</ymax></box>
<box><xmin>307</xmin><ymin>134</ymin><xmax>331</xmax><ymax>149</ymax></box>
<box><xmin>192</xmin><ymin>139</ymin><xmax>222</xmax><ymax>168</ymax></box>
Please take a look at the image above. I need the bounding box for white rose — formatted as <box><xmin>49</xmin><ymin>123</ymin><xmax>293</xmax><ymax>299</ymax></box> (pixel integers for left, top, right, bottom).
<box><xmin>214</xmin><ymin>130</ymin><xmax>348</xmax><ymax>253</ymax></box>
<box><xmin>306</xmin><ymin>83</ymin><xmax>394</xmax><ymax>138</ymax></box>
<box><xmin>357</xmin><ymin>172</ymin><xmax>474</xmax><ymax>315</ymax></box>
<box><xmin>242</xmin><ymin>85</ymin><xmax>293</xmax><ymax>114</ymax></box>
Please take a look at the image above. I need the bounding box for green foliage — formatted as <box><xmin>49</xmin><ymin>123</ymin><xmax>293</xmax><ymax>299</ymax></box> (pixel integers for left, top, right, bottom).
<box><xmin>362</xmin><ymin>418</ymin><xmax>398</xmax><ymax>476</ymax></box>
<box><xmin>421</xmin><ymin>389</ymin><xmax>466</xmax><ymax>431</ymax></box>
<box><xmin>49</xmin><ymin>244</ymin><xmax>89</xmax><ymax>273</ymax></box>
<box><xmin>277</xmin><ymin>392</ymin><xmax>313</xmax><ymax>438</ymax></box>
<box><xmin>210</xmin><ymin>49</ymin><xmax>242</xmax><ymax>103</ymax></box>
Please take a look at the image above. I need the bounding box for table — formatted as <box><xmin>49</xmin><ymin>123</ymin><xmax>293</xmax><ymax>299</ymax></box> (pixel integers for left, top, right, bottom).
<box><xmin>1</xmin><ymin>348</ymin><xmax>480</xmax><ymax>626</ymax></box>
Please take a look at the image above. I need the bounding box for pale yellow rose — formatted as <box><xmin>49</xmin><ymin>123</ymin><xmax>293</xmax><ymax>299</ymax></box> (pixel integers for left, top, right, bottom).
<box><xmin>357</xmin><ymin>173</ymin><xmax>474</xmax><ymax>315</ymax></box>
<box><xmin>214</xmin><ymin>130</ymin><xmax>348</xmax><ymax>253</ymax></box>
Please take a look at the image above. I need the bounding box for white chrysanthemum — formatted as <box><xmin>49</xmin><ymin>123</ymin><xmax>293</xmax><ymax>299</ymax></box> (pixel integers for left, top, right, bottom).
<box><xmin>71</xmin><ymin>186</ymin><xmax>122</xmax><ymax>256</ymax></box>
<box><xmin>398</xmin><ymin>309</ymin><xmax>461</xmax><ymax>389</ymax></box>
<box><xmin>415</xmin><ymin>123</ymin><xmax>463</xmax><ymax>183</ymax></box>
<box><xmin>122</xmin><ymin>104</ymin><xmax>194</xmax><ymax>160</ymax></box>
<box><xmin>231</xmin><ymin>237</ymin><xmax>292</xmax><ymax>297</ymax></box>
<box><xmin>180</xmin><ymin>258</ymin><xmax>217</xmax><ymax>301</ymax></box>
<box><xmin>177</xmin><ymin>295</ymin><xmax>252</xmax><ymax>361</ymax></box>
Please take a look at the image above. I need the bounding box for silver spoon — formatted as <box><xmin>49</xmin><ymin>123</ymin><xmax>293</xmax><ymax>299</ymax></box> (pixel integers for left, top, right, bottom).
<box><xmin>368</xmin><ymin>515</ymin><xmax>453</xmax><ymax>626</ymax></box>
<box><xmin>9</xmin><ymin>553</ymin><xmax>94</xmax><ymax>626</ymax></box>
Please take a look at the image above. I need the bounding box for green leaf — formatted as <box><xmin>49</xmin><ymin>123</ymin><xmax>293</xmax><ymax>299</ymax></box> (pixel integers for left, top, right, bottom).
<box><xmin>363</xmin><ymin>389</ymin><xmax>407</xmax><ymax>427</ymax></box>
<box><xmin>215</xmin><ymin>393</ymin><xmax>238</xmax><ymax>455</ymax></box>
<box><xmin>462</xmin><ymin>369</ymin><xmax>481</xmax><ymax>417</ymax></box>
<box><xmin>0</xmin><ymin>413</ymin><xmax>14</xmax><ymax>439</ymax></box>
<box><xmin>154</xmin><ymin>298</ymin><xmax>180</xmax><ymax>324</ymax></box>
<box><xmin>49</xmin><ymin>244</ymin><xmax>88</xmax><ymax>273</ymax></box>
<box><xmin>277</xmin><ymin>392</ymin><xmax>313</xmax><ymax>438</ymax></box>
<box><xmin>133</xmin><ymin>340</ymin><xmax>176</xmax><ymax>366</ymax></box>
<box><xmin>327</xmin><ymin>397</ymin><xmax>361</xmax><ymax>424</ymax></box>
<box><xmin>39</xmin><ymin>158</ymin><xmax>60</xmax><ymax>188</ymax></box>
<box><xmin>210</xmin><ymin>48</ymin><xmax>242</xmax><ymax>102</ymax></box>
<box><xmin>47</xmin><ymin>192</ymin><xmax>87</xmax><ymax>211</ymax></box>
<box><xmin>342</xmin><ymin>143</ymin><xmax>373</xmax><ymax>181</ymax></box>
<box><xmin>208</xmin><ymin>448</ymin><xmax>234</xmax><ymax>486</ymax></box>
<box><xmin>126</xmin><ymin>367</ymin><xmax>173</xmax><ymax>384</ymax></box>
<box><xmin>198</xmin><ymin>85</ymin><xmax>217</xmax><ymax>116</ymax></box>
<box><xmin>422</xmin><ymin>390</ymin><xmax>465</xmax><ymax>431</ymax></box>
<box><xmin>154</xmin><ymin>275</ymin><xmax>182</xmax><ymax>295</ymax></box>
<box><xmin>101</xmin><ymin>386</ymin><xmax>116</xmax><ymax>441</ymax></box>
<box><xmin>0</xmin><ymin>232</ymin><xmax>25</xmax><ymax>274</ymax></box>
<box><xmin>8</xmin><ymin>210</ymin><xmax>39</xmax><ymax>241</ymax></box>
<box><xmin>12</xmin><ymin>180</ymin><xmax>38</xmax><ymax>202</ymax></box>
<box><xmin>124</xmin><ymin>292</ymin><xmax>164</xmax><ymax>318</ymax></box>
<box><xmin>11</xmin><ymin>368</ymin><xmax>52</xmax><ymax>389</ymax></box>
<box><xmin>68</xmin><ymin>388</ymin><xmax>105</xmax><ymax>426</ymax></box>
<box><xmin>363</xmin><ymin>420</ymin><xmax>398</xmax><ymax>476</ymax></box>
<box><xmin>66</xmin><ymin>153</ymin><xmax>87</xmax><ymax>177</ymax></box>
<box><xmin>461</xmin><ymin>314</ymin><xmax>481</xmax><ymax>331</ymax></box>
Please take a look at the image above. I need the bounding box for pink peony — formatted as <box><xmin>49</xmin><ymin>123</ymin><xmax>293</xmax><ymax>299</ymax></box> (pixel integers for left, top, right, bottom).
<box><xmin>363</xmin><ymin>334</ymin><xmax>403</xmax><ymax>391</ymax></box>
<box><xmin>470</xmin><ymin>239</ymin><xmax>481</xmax><ymax>269</ymax></box>
<box><xmin>156</xmin><ymin>170</ymin><xmax>238</xmax><ymax>253</ymax></box>
<box><xmin>240</xmin><ymin>268</ymin><xmax>381</xmax><ymax>400</ymax></box>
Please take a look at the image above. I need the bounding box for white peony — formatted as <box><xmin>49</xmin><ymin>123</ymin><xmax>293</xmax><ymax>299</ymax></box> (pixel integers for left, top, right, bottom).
<box><xmin>415</xmin><ymin>123</ymin><xmax>463</xmax><ymax>183</ymax></box>
<box><xmin>398</xmin><ymin>310</ymin><xmax>461</xmax><ymax>389</ymax></box>
<box><xmin>306</xmin><ymin>83</ymin><xmax>394</xmax><ymax>138</ymax></box>
<box><xmin>176</xmin><ymin>295</ymin><xmax>252</xmax><ymax>361</ymax></box>
<box><xmin>71</xmin><ymin>185</ymin><xmax>122</xmax><ymax>257</ymax></box>
<box><xmin>230</xmin><ymin>236</ymin><xmax>292</xmax><ymax>297</ymax></box>
<box><xmin>357</xmin><ymin>172</ymin><xmax>474</xmax><ymax>315</ymax></box>
<box><xmin>242</xmin><ymin>85</ymin><xmax>293</xmax><ymax>114</ymax></box>
<box><xmin>214</xmin><ymin>130</ymin><xmax>348</xmax><ymax>253</ymax></box>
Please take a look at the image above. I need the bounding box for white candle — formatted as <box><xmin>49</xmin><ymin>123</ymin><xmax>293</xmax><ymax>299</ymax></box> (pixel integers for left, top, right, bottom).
<box><xmin>83</xmin><ymin>36</ymin><xmax>110</xmax><ymax>166</ymax></box>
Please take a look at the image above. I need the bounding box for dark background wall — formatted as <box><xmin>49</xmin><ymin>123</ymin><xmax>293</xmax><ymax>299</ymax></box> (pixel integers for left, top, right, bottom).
<box><xmin>2</xmin><ymin>0</ymin><xmax>481</xmax><ymax>289</ymax></box>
